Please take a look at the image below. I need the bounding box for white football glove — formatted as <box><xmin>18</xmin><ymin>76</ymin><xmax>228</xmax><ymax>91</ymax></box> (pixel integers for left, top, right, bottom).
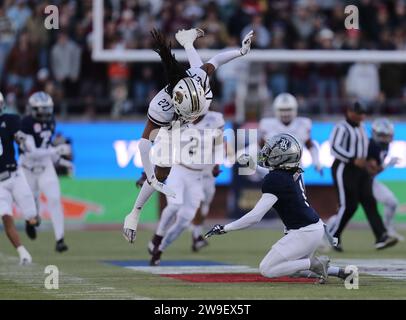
<box><xmin>240</xmin><ymin>30</ymin><xmax>254</xmax><ymax>56</ymax></box>
<box><xmin>384</xmin><ymin>157</ymin><xmax>400</xmax><ymax>168</ymax></box>
<box><xmin>237</xmin><ymin>153</ymin><xmax>251</xmax><ymax>166</ymax></box>
<box><xmin>175</xmin><ymin>28</ymin><xmax>205</xmax><ymax>49</ymax></box>
<box><xmin>149</xmin><ymin>176</ymin><xmax>176</xmax><ymax>198</ymax></box>
<box><xmin>55</xmin><ymin>144</ymin><xmax>71</xmax><ymax>156</ymax></box>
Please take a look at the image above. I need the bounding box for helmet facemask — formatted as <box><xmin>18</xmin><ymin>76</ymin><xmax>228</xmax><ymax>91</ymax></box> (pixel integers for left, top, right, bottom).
<box><xmin>172</xmin><ymin>77</ymin><xmax>205</xmax><ymax>125</ymax></box>
<box><xmin>259</xmin><ymin>133</ymin><xmax>302</xmax><ymax>170</ymax></box>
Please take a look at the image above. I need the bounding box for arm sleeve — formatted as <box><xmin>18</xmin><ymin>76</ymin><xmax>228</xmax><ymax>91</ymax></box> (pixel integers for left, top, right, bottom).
<box><xmin>224</xmin><ymin>193</ymin><xmax>278</xmax><ymax>232</ymax></box>
<box><xmin>185</xmin><ymin>47</ymin><xmax>203</xmax><ymax>68</ymax></box>
<box><xmin>207</xmin><ymin>49</ymin><xmax>242</xmax><ymax>70</ymax></box>
<box><xmin>309</xmin><ymin>141</ymin><xmax>321</xmax><ymax>167</ymax></box>
<box><xmin>138</xmin><ymin>138</ymin><xmax>155</xmax><ymax>181</ymax></box>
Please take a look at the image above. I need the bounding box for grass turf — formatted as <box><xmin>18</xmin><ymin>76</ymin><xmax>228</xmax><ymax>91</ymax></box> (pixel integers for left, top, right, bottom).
<box><xmin>0</xmin><ymin>227</ymin><xmax>405</xmax><ymax>300</ymax></box>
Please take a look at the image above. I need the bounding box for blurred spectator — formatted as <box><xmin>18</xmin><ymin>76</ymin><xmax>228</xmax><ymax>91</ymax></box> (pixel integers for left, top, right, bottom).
<box><xmin>6</xmin><ymin>32</ymin><xmax>38</xmax><ymax>95</ymax></box>
<box><xmin>198</xmin><ymin>5</ymin><xmax>229</xmax><ymax>49</ymax></box>
<box><xmin>215</xmin><ymin>37</ymin><xmax>248</xmax><ymax>105</ymax></box>
<box><xmin>133</xmin><ymin>65</ymin><xmax>158</xmax><ymax>113</ymax></box>
<box><xmin>51</xmin><ymin>31</ymin><xmax>82</xmax><ymax>114</ymax></box>
<box><xmin>0</xmin><ymin>4</ymin><xmax>16</xmax><ymax>84</ymax></box>
<box><xmin>241</xmin><ymin>13</ymin><xmax>270</xmax><ymax>48</ymax></box>
<box><xmin>314</xmin><ymin>28</ymin><xmax>340</xmax><ymax>113</ymax></box>
<box><xmin>6</xmin><ymin>0</ymin><xmax>31</xmax><ymax>33</ymax></box>
<box><xmin>26</xmin><ymin>2</ymin><xmax>49</xmax><ymax>68</ymax></box>
<box><xmin>345</xmin><ymin>62</ymin><xmax>380</xmax><ymax>106</ymax></box>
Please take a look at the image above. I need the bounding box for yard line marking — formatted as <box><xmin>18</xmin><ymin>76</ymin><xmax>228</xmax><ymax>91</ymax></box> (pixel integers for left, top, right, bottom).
<box><xmin>125</xmin><ymin>265</ymin><xmax>259</xmax><ymax>274</ymax></box>
<box><xmin>333</xmin><ymin>259</ymin><xmax>406</xmax><ymax>280</ymax></box>
<box><xmin>0</xmin><ymin>253</ymin><xmax>150</xmax><ymax>300</ymax></box>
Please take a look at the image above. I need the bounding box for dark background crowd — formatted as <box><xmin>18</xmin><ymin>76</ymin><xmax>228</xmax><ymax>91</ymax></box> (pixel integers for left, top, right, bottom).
<box><xmin>1</xmin><ymin>0</ymin><xmax>406</xmax><ymax>118</ymax></box>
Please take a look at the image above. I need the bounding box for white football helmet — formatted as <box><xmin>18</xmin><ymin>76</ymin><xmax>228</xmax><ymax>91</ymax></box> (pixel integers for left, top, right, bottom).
<box><xmin>259</xmin><ymin>133</ymin><xmax>302</xmax><ymax>170</ymax></box>
<box><xmin>172</xmin><ymin>77</ymin><xmax>206</xmax><ymax>123</ymax></box>
<box><xmin>28</xmin><ymin>91</ymin><xmax>54</xmax><ymax>121</ymax></box>
<box><xmin>273</xmin><ymin>93</ymin><xmax>298</xmax><ymax>124</ymax></box>
<box><xmin>372</xmin><ymin>118</ymin><xmax>394</xmax><ymax>145</ymax></box>
<box><xmin>0</xmin><ymin>92</ymin><xmax>4</xmax><ymax>113</ymax></box>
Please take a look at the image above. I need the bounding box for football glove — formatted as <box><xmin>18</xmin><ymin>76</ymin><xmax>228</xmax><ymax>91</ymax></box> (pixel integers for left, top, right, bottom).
<box><xmin>175</xmin><ymin>28</ymin><xmax>205</xmax><ymax>49</ymax></box>
<box><xmin>384</xmin><ymin>157</ymin><xmax>400</xmax><ymax>168</ymax></box>
<box><xmin>240</xmin><ymin>30</ymin><xmax>254</xmax><ymax>56</ymax></box>
<box><xmin>204</xmin><ymin>224</ymin><xmax>226</xmax><ymax>239</ymax></box>
<box><xmin>55</xmin><ymin>144</ymin><xmax>72</xmax><ymax>156</ymax></box>
<box><xmin>149</xmin><ymin>175</ymin><xmax>176</xmax><ymax>198</ymax></box>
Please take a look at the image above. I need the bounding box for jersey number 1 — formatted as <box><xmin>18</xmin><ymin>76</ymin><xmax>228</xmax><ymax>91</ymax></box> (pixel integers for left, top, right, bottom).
<box><xmin>299</xmin><ymin>179</ymin><xmax>310</xmax><ymax>207</ymax></box>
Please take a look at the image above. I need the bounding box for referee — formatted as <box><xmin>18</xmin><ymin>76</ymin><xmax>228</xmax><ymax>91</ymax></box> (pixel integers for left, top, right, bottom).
<box><xmin>328</xmin><ymin>101</ymin><xmax>398</xmax><ymax>251</ymax></box>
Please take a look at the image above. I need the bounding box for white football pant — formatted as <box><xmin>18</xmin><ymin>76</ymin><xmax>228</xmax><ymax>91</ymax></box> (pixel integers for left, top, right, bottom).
<box><xmin>0</xmin><ymin>169</ymin><xmax>37</xmax><ymax>220</ymax></box>
<box><xmin>157</xmin><ymin>165</ymin><xmax>204</xmax><ymax>251</ymax></box>
<box><xmin>22</xmin><ymin>164</ymin><xmax>64</xmax><ymax>241</ymax></box>
<box><xmin>259</xmin><ymin>220</ymin><xmax>324</xmax><ymax>278</ymax></box>
<box><xmin>372</xmin><ymin>180</ymin><xmax>398</xmax><ymax>232</ymax></box>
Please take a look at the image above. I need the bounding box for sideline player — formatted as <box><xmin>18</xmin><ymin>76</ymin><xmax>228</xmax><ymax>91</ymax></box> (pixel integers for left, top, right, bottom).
<box><xmin>148</xmin><ymin>110</ymin><xmax>224</xmax><ymax>265</ymax></box>
<box><xmin>123</xmin><ymin>28</ymin><xmax>254</xmax><ymax>243</ymax></box>
<box><xmin>205</xmin><ymin>133</ymin><xmax>347</xmax><ymax>282</ymax></box>
<box><xmin>0</xmin><ymin>91</ymin><xmax>38</xmax><ymax>264</ymax></box>
<box><xmin>367</xmin><ymin>118</ymin><xmax>403</xmax><ymax>241</ymax></box>
<box><xmin>259</xmin><ymin>93</ymin><xmax>322</xmax><ymax>174</ymax></box>
<box><xmin>19</xmin><ymin>92</ymin><xmax>71</xmax><ymax>252</ymax></box>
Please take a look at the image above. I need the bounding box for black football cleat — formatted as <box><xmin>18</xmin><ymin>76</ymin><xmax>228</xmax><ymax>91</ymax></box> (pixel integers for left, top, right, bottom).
<box><xmin>25</xmin><ymin>221</ymin><xmax>37</xmax><ymax>240</ymax></box>
<box><xmin>56</xmin><ymin>238</ymin><xmax>68</xmax><ymax>253</ymax></box>
<box><xmin>375</xmin><ymin>234</ymin><xmax>398</xmax><ymax>250</ymax></box>
<box><xmin>149</xmin><ymin>249</ymin><xmax>162</xmax><ymax>266</ymax></box>
<box><xmin>192</xmin><ymin>235</ymin><xmax>209</xmax><ymax>252</ymax></box>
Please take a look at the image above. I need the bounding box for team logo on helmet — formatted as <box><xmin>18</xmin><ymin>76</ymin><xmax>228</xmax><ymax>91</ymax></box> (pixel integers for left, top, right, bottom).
<box><xmin>174</xmin><ymin>91</ymin><xmax>184</xmax><ymax>104</ymax></box>
<box><xmin>277</xmin><ymin>137</ymin><xmax>291</xmax><ymax>152</ymax></box>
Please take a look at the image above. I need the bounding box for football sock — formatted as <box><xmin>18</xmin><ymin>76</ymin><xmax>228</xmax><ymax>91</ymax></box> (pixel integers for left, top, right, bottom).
<box><xmin>156</xmin><ymin>204</ymin><xmax>178</xmax><ymax>236</ymax></box>
<box><xmin>328</xmin><ymin>266</ymin><xmax>340</xmax><ymax>276</ymax></box>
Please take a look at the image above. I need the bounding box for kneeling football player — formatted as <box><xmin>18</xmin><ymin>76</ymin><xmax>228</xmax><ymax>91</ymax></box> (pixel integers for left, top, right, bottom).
<box><xmin>206</xmin><ymin>133</ymin><xmax>347</xmax><ymax>282</ymax></box>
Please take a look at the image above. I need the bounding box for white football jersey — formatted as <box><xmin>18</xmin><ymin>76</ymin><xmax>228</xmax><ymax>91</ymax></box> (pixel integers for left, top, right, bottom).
<box><xmin>259</xmin><ymin>117</ymin><xmax>312</xmax><ymax>146</ymax></box>
<box><xmin>147</xmin><ymin>67</ymin><xmax>212</xmax><ymax>127</ymax></box>
<box><xmin>178</xmin><ymin>111</ymin><xmax>224</xmax><ymax>171</ymax></box>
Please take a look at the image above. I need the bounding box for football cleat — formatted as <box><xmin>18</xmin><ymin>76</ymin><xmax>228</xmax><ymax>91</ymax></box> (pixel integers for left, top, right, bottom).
<box><xmin>175</xmin><ymin>28</ymin><xmax>205</xmax><ymax>48</ymax></box>
<box><xmin>375</xmin><ymin>234</ymin><xmax>398</xmax><ymax>250</ymax></box>
<box><xmin>55</xmin><ymin>238</ymin><xmax>68</xmax><ymax>253</ymax></box>
<box><xmin>192</xmin><ymin>235</ymin><xmax>209</xmax><ymax>252</ymax></box>
<box><xmin>25</xmin><ymin>222</ymin><xmax>37</xmax><ymax>240</ymax></box>
<box><xmin>148</xmin><ymin>234</ymin><xmax>163</xmax><ymax>255</ymax></box>
<box><xmin>123</xmin><ymin>213</ymin><xmax>138</xmax><ymax>243</ymax></box>
<box><xmin>149</xmin><ymin>249</ymin><xmax>162</xmax><ymax>266</ymax></box>
<box><xmin>310</xmin><ymin>256</ymin><xmax>330</xmax><ymax>280</ymax></box>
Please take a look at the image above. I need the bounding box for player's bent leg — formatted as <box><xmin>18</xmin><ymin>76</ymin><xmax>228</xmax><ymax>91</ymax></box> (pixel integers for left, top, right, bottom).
<box><xmin>38</xmin><ymin>167</ymin><xmax>68</xmax><ymax>252</ymax></box>
<box><xmin>2</xmin><ymin>215</ymin><xmax>32</xmax><ymax>265</ymax></box>
<box><xmin>12</xmin><ymin>170</ymin><xmax>39</xmax><ymax>240</ymax></box>
<box><xmin>149</xmin><ymin>203</ymin><xmax>179</xmax><ymax>254</ymax></box>
<box><xmin>191</xmin><ymin>207</ymin><xmax>209</xmax><ymax>252</ymax></box>
<box><xmin>150</xmin><ymin>210</ymin><xmax>196</xmax><ymax>266</ymax></box>
<box><xmin>123</xmin><ymin>166</ymin><xmax>171</xmax><ymax>244</ymax></box>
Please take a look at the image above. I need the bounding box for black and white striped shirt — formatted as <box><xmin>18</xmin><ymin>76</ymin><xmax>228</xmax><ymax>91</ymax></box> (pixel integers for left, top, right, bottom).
<box><xmin>329</xmin><ymin>119</ymin><xmax>369</xmax><ymax>163</ymax></box>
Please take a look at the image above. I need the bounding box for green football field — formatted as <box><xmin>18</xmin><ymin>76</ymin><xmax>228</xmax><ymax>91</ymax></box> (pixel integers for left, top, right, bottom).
<box><xmin>0</xmin><ymin>226</ymin><xmax>405</xmax><ymax>300</ymax></box>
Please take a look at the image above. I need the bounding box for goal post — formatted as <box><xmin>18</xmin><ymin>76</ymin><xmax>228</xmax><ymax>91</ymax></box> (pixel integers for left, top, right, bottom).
<box><xmin>92</xmin><ymin>0</ymin><xmax>406</xmax><ymax>63</ymax></box>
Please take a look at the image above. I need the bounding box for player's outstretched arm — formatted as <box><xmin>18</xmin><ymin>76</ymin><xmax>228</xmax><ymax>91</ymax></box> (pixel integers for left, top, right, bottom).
<box><xmin>306</xmin><ymin>139</ymin><xmax>322</xmax><ymax>175</ymax></box>
<box><xmin>139</xmin><ymin>119</ymin><xmax>176</xmax><ymax>198</ymax></box>
<box><xmin>206</xmin><ymin>193</ymin><xmax>277</xmax><ymax>239</ymax></box>
<box><xmin>201</xmin><ymin>30</ymin><xmax>254</xmax><ymax>76</ymax></box>
<box><xmin>175</xmin><ymin>28</ymin><xmax>205</xmax><ymax>68</ymax></box>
